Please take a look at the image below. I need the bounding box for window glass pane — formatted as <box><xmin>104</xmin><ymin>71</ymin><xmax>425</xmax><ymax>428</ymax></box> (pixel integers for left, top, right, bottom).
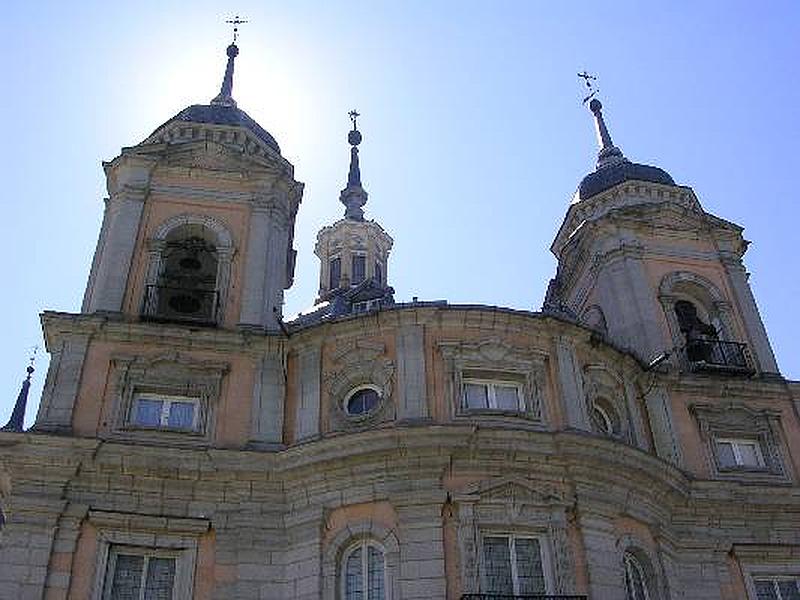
<box><xmin>110</xmin><ymin>554</ymin><xmax>145</xmax><ymax>600</ymax></box>
<box><xmin>779</xmin><ymin>580</ymin><xmax>800</xmax><ymax>600</ymax></box>
<box><xmin>716</xmin><ymin>441</ymin><xmax>736</xmax><ymax>468</ymax></box>
<box><xmin>134</xmin><ymin>399</ymin><xmax>163</xmax><ymax>427</ymax></box>
<box><xmin>352</xmin><ymin>256</ymin><xmax>366</xmax><ymax>284</ymax></box>
<box><xmin>464</xmin><ymin>383</ymin><xmax>489</xmax><ymax>409</ymax></box>
<box><xmin>367</xmin><ymin>546</ymin><xmax>385</xmax><ymax>600</ymax></box>
<box><xmin>483</xmin><ymin>536</ymin><xmax>513</xmax><ymax>594</ymax></box>
<box><xmin>167</xmin><ymin>402</ymin><xmax>195</xmax><ymax>430</ymax></box>
<box><xmin>624</xmin><ymin>555</ymin><xmax>649</xmax><ymax>600</ymax></box>
<box><xmin>347</xmin><ymin>389</ymin><xmax>380</xmax><ymax>415</ymax></box>
<box><xmin>514</xmin><ymin>538</ymin><xmax>545</xmax><ymax>594</ymax></box>
<box><xmin>345</xmin><ymin>547</ymin><xmax>364</xmax><ymax>600</ymax></box>
<box><xmin>737</xmin><ymin>442</ymin><xmax>761</xmax><ymax>467</ymax></box>
<box><xmin>754</xmin><ymin>580</ymin><xmax>778</xmax><ymax>600</ymax></box>
<box><xmin>144</xmin><ymin>557</ymin><xmax>176</xmax><ymax>600</ymax></box>
<box><xmin>494</xmin><ymin>385</ymin><xmax>521</xmax><ymax>411</ymax></box>
<box><xmin>330</xmin><ymin>257</ymin><xmax>341</xmax><ymax>290</ymax></box>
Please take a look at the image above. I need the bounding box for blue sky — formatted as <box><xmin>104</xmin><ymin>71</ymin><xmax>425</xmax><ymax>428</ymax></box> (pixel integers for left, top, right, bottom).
<box><xmin>2</xmin><ymin>1</ymin><xmax>799</xmax><ymax>426</ymax></box>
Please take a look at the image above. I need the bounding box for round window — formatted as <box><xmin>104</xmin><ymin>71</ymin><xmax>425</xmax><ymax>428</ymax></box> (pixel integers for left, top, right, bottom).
<box><xmin>346</xmin><ymin>387</ymin><xmax>381</xmax><ymax>416</ymax></box>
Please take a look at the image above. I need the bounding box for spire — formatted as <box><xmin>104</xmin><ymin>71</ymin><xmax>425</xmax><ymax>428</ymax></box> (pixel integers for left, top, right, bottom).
<box><xmin>588</xmin><ymin>98</ymin><xmax>626</xmax><ymax>169</ymax></box>
<box><xmin>211</xmin><ymin>16</ymin><xmax>248</xmax><ymax>107</ymax></box>
<box><xmin>340</xmin><ymin>110</ymin><xmax>369</xmax><ymax>221</ymax></box>
<box><xmin>2</xmin><ymin>352</ymin><xmax>35</xmax><ymax>433</ymax></box>
<box><xmin>210</xmin><ymin>44</ymin><xmax>239</xmax><ymax>107</ymax></box>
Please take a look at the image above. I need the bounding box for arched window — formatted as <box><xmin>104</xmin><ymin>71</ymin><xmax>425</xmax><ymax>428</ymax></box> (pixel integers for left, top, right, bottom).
<box><xmin>590</xmin><ymin>398</ymin><xmax>620</xmax><ymax>437</ymax></box>
<box><xmin>624</xmin><ymin>551</ymin><xmax>654</xmax><ymax>600</ymax></box>
<box><xmin>142</xmin><ymin>216</ymin><xmax>234</xmax><ymax>326</ymax></box>
<box><xmin>342</xmin><ymin>540</ymin><xmax>386</xmax><ymax>600</ymax></box>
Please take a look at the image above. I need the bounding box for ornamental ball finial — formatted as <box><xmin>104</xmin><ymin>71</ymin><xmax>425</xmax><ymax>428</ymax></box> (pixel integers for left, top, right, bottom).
<box><xmin>589</xmin><ymin>98</ymin><xmax>603</xmax><ymax>114</ymax></box>
<box><xmin>348</xmin><ymin>129</ymin><xmax>362</xmax><ymax>146</ymax></box>
<box><xmin>227</xmin><ymin>43</ymin><xmax>239</xmax><ymax>58</ymax></box>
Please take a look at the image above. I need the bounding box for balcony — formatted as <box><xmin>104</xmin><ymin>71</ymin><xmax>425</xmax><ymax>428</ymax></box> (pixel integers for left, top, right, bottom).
<box><xmin>685</xmin><ymin>339</ymin><xmax>754</xmax><ymax>374</ymax></box>
<box><xmin>461</xmin><ymin>595</ymin><xmax>587</xmax><ymax>600</ymax></box>
<box><xmin>141</xmin><ymin>284</ymin><xmax>219</xmax><ymax>326</ymax></box>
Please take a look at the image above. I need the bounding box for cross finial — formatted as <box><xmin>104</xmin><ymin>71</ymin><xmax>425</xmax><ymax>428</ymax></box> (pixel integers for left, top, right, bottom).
<box><xmin>578</xmin><ymin>71</ymin><xmax>599</xmax><ymax>104</ymax></box>
<box><xmin>226</xmin><ymin>15</ymin><xmax>248</xmax><ymax>43</ymax></box>
<box><xmin>348</xmin><ymin>110</ymin><xmax>360</xmax><ymax>130</ymax></box>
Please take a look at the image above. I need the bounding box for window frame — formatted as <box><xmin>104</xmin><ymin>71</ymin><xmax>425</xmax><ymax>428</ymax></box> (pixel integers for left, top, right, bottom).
<box><xmin>130</xmin><ymin>393</ymin><xmax>201</xmax><ymax>432</ymax></box>
<box><xmin>623</xmin><ymin>551</ymin><xmax>653</xmax><ymax>600</ymax></box>
<box><xmin>462</xmin><ymin>377</ymin><xmax>525</xmax><ymax>413</ymax></box>
<box><xmin>715</xmin><ymin>436</ymin><xmax>766</xmax><ymax>470</ymax></box>
<box><xmin>479</xmin><ymin>533</ymin><xmax>553</xmax><ymax>596</ymax></box>
<box><xmin>329</xmin><ymin>255</ymin><xmax>342</xmax><ymax>290</ymax></box>
<box><xmin>343</xmin><ymin>385</ymin><xmax>383</xmax><ymax>418</ymax></box>
<box><xmin>102</xmin><ymin>545</ymin><xmax>180</xmax><ymax>600</ymax></box>
<box><xmin>749</xmin><ymin>575</ymin><xmax>800</xmax><ymax>600</ymax></box>
<box><xmin>351</xmin><ymin>254</ymin><xmax>367</xmax><ymax>285</ymax></box>
<box><xmin>340</xmin><ymin>539</ymin><xmax>388</xmax><ymax>600</ymax></box>
<box><xmin>89</xmin><ymin>510</ymin><xmax>204</xmax><ymax>600</ymax></box>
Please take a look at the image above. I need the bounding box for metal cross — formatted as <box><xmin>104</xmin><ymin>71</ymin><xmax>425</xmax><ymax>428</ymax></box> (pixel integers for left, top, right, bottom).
<box><xmin>577</xmin><ymin>71</ymin><xmax>599</xmax><ymax>104</ymax></box>
<box><xmin>226</xmin><ymin>15</ymin><xmax>249</xmax><ymax>43</ymax></box>
<box><xmin>349</xmin><ymin>109</ymin><xmax>360</xmax><ymax>129</ymax></box>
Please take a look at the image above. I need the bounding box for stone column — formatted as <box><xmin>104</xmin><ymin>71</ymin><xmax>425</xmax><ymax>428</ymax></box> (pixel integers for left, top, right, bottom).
<box><xmin>722</xmin><ymin>259</ymin><xmax>779</xmax><ymax>374</ymax></box>
<box><xmin>579</xmin><ymin>513</ymin><xmax>625</xmax><ymax>600</ymax></box>
<box><xmin>84</xmin><ymin>193</ymin><xmax>146</xmax><ymax>313</ymax></box>
<box><xmin>239</xmin><ymin>204</ymin><xmax>271</xmax><ymax>329</ymax></box>
<box><xmin>395</xmin><ymin>325</ymin><xmax>429</xmax><ymax>421</ymax></box>
<box><xmin>249</xmin><ymin>348</ymin><xmax>286</xmax><ymax>448</ymax></box>
<box><xmin>34</xmin><ymin>333</ymin><xmax>90</xmax><ymax>433</ymax></box>
<box><xmin>595</xmin><ymin>246</ymin><xmax>666</xmax><ymax>362</ymax></box>
<box><xmin>295</xmin><ymin>345</ymin><xmax>321</xmax><ymax>442</ymax></box>
<box><xmin>395</xmin><ymin>500</ymin><xmax>446</xmax><ymax>600</ymax></box>
<box><xmin>555</xmin><ymin>338</ymin><xmax>590</xmax><ymax>430</ymax></box>
<box><xmin>644</xmin><ymin>386</ymin><xmax>683</xmax><ymax>468</ymax></box>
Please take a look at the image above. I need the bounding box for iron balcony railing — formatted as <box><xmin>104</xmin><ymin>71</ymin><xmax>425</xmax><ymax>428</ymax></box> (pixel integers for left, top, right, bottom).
<box><xmin>141</xmin><ymin>284</ymin><xmax>219</xmax><ymax>326</ymax></box>
<box><xmin>461</xmin><ymin>595</ymin><xmax>588</xmax><ymax>600</ymax></box>
<box><xmin>685</xmin><ymin>339</ymin><xmax>753</xmax><ymax>373</ymax></box>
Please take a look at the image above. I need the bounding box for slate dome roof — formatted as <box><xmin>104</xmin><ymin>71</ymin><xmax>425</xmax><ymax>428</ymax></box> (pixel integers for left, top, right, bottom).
<box><xmin>157</xmin><ymin>103</ymin><xmax>281</xmax><ymax>154</ymax></box>
<box><xmin>577</xmin><ymin>160</ymin><xmax>675</xmax><ymax>200</ymax></box>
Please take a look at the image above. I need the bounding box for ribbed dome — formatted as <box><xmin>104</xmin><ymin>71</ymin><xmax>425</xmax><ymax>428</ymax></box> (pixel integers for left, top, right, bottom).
<box><xmin>578</xmin><ymin>160</ymin><xmax>675</xmax><ymax>200</ymax></box>
<box><xmin>158</xmin><ymin>103</ymin><xmax>281</xmax><ymax>153</ymax></box>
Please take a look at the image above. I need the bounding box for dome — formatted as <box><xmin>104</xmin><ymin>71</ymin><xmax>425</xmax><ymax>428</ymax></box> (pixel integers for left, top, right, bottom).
<box><xmin>577</xmin><ymin>159</ymin><xmax>675</xmax><ymax>201</ymax></box>
<box><xmin>156</xmin><ymin>103</ymin><xmax>281</xmax><ymax>154</ymax></box>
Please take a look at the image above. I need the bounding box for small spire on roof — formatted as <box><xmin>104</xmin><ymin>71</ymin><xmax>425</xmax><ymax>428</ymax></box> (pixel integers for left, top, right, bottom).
<box><xmin>578</xmin><ymin>72</ymin><xmax>626</xmax><ymax>169</ymax></box>
<box><xmin>211</xmin><ymin>16</ymin><xmax>248</xmax><ymax>107</ymax></box>
<box><xmin>340</xmin><ymin>110</ymin><xmax>368</xmax><ymax>221</ymax></box>
<box><xmin>2</xmin><ymin>348</ymin><xmax>36</xmax><ymax>433</ymax></box>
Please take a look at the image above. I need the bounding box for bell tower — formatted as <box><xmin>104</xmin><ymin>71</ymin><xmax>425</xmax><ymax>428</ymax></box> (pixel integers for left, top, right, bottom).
<box><xmin>35</xmin><ymin>35</ymin><xmax>303</xmax><ymax>435</ymax></box>
<box><xmin>314</xmin><ymin>112</ymin><xmax>394</xmax><ymax>313</ymax></box>
<box><xmin>545</xmin><ymin>93</ymin><xmax>779</xmax><ymax>376</ymax></box>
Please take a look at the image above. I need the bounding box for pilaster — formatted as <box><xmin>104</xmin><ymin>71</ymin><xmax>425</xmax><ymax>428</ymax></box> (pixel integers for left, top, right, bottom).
<box><xmin>249</xmin><ymin>348</ymin><xmax>286</xmax><ymax>447</ymax></box>
<box><xmin>395</xmin><ymin>325</ymin><xmax>429</xmax><ymax>421</ymax></box>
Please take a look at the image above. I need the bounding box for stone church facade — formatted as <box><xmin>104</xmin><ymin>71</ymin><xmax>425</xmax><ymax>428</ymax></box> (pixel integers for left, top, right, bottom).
<box><xmin>1</xmin><ymin>40</ymin><xmax>799</xmax><ymax>600</ymax></box>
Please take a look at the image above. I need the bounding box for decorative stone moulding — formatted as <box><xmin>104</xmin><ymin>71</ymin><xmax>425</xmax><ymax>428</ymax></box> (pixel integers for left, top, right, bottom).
<box><xmin>438</xmin><ymin>337</ymin><xmax>548</xmax><ymax>422</ymax></box>
<box><xmin>325</xmin><ymin>340</ymin><xmax>395</xmax><ymax>431</ymax></box>
<box><xmin>106</xmin><ymin>351</ymin><xmax>229</xmax><ymax>447</ymax></box>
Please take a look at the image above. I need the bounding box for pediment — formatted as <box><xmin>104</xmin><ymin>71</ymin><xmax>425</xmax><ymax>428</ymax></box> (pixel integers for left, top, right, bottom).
<box><xmin>459</xmin><ymin>476</ymin><xmax>565</xmax><ymax>506</ymax></box>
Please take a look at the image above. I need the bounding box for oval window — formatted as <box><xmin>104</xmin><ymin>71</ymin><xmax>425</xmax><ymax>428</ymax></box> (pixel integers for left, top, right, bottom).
<box><xmin>346</xmin><ymin>388</ymin><xmax>381</xmax><ymax>416</ymax></box>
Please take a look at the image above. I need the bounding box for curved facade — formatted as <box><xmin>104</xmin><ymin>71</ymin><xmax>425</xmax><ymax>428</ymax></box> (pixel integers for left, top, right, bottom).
<box><xmin>1</xmin><ymin>42</ymin><xmax>799</xmax><ymax>600</ymax></box>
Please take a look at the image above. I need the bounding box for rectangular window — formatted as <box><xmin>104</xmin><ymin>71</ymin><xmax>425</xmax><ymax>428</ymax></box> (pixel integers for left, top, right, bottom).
<box><xmin>104</xmin><ymin>547</ymin><xmax>177</xmax><ymax>599</ymax></box>
<box><xmin>352</xmin><ymin>255</ymin><xmax>366</xmax><ymax>285</ymax></box>
<box><xmin>463</xmin><ymin>377</ymin><xmax>524</xmax><ymax>412</ymax></box>
<box><xmin>716</xmin><ymin>437</ymin><xmax>765</xmax><ymax>469</ymax></box>
<box><xmin>131</xmin><ymin>394</ymin><xmax>199</xmax><ymax>432</ymax></box>
<box><xmin>329</xmin><ymin>257</ymin><xmax>341</xmax><ymax>290</ymax></box>
<box><xmin>752</xmin><ymin>577</ymin><xmax>800</xmax><ymax>600</ymax></box>
<box><xmin>482</xmin><ymin>535</ymin><xmax>546</xmax><ymax>595</ymax></box>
